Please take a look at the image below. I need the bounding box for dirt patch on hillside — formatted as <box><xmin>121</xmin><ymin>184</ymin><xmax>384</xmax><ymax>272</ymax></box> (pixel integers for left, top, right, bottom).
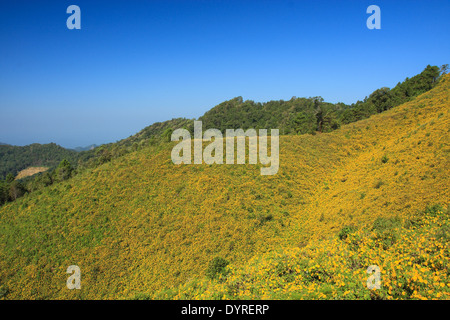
<box><xmin>15</xmin><ymin>167</ymin><xmax>48</xmax><ymax>180</ymax></box>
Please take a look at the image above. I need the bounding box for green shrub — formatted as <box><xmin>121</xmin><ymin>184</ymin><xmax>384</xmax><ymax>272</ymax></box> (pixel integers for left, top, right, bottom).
<box><xmin>423</xmin><ymin>204</ymin><xmax>445</xmax><ymax>217</ymax></box>
<box><xmin>338</xmin><ymin>225</ymin><xmax>357</xmax><ymax>240</ymax></box>
<box><xmin>131</xmin><ymin>292</ymin><xmax>152</xmax><ymax>300</ymax></box>
<box><xmin>372</xmin><ymin>217</ymin><xmax>402</xmax><ymax>249</ymax></box>
<box><xmin>435</xmin><ymin>224</ymin><xmax>450</xmax><ymax>242</ymax></box>
<box><xmin>374</xmin><ymin>180</ymin><xmax>385</xmax><ymax>189</ymax></box>
<box><xmin>372</xmin><ymin>216</ymin><xmax>402</xmax><ymax>233</ymax></box>
<box><xmin>257</xmin><ymin>213</ymin><xmax>274</xmax><ymax>225</ymax></box>
<box><xmin>206</xmin><ymin>257</ymin><xmax>230</xmax><ymax>280</ymax></box>
<box><xmin>0</xmin><ymin>285</ymin><xmax>9</xmax><ymax>298</ymax></box>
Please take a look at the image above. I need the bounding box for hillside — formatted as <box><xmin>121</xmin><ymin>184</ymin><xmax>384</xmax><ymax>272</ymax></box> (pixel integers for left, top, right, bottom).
<box><xmin>0</xmin><ymin>74</ymin><xmax>448</xmax><ymax>300</ymax></box>
<box><xmin>77</xmin><ymin>66</ymin><xmax>441</xmax><ymax>169</ymax></box>
<box><xmin>164</xmin><ymin>75</ymin><xmax>450</xmax><ymax>300</ymax></box>
<box><xmin>0</xmin><ymin>143</ymin><xmax>79</xmax><ymax>180</ymax></box>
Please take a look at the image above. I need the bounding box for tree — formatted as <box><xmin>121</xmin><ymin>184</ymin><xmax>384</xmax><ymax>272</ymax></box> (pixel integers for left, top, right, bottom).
<box><xmin>419</xmin><ymin>65</ymin><xmax>440</xmax><ymax>89</ymax></box>
<box><xmin>55</xmin><ymin>159</ymin><xmax>73</xmax><ymax>181</ymax></box>
<box><xmin>439</xmin><ymin>64</ymin><xmax>449</xmax><ymax>76</ymax></box>
<box><xmin>316</xmin><ymin>106</ymin><xmax>324</xmax><ymax>132</ymax></box>
<box><xmin>322</xmin><ymin>111</ymin><xmax>340</xmax><ymax>132</ymax></box>
<box><xmin>5</xmin><ymin>173</ymin><xmax>15</xmax><ymax>183</ymax></box>
<box><xmin>163</xmin><ymin>128</ymin><xmax>174</xmax><ymax>142</ymax></box>
<box><xmin>33</xmin><ymin>172</ymin><xmax>53</xmax><ymax>190</ymax></box>
<box><xmin>0</xmin><ymin>180</ymin><xmax>9</xmax><ymax>205</ymax></box>
<box><xmin>292</xmin><ymin>111</ymin><xmax>315</xmax><ymax>134</ymax></box>
<box><xmin>97</xmin><ymin>149</ymin><xmax>112</xmax><ymax>164</ymax></box>
<box><xmin>312</xmin><ymin>97</ymin><xmax>325</xmax><ymax>132</ymax></box>
<box><xmin>368</xmin><ymin>87</ymin><xmax>393</xmax><ymax>113</ymax></box>
<box><xmin>9</xmin><ymin>180</ymin><xmax>25</xmax><ymax>201</ymax></box>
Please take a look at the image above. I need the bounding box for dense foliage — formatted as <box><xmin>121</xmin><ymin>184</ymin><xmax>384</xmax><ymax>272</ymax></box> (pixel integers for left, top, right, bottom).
<box><xmin>340</xmin><ymin>65</ymin><xmax>441</xmax><ymax>124</ymax></box>
<box><xmin>0</xmin><ymin>159</ymin><xmax>75</xmax><ymax>207</ymax></box>
<box><xmin>0</xmin><ymin>143</ymin><xmax>78</xmax><ymax>179</ymax></box>
<box><xmin>199</xmin><ymin>65</ymin><xmax>443</xmax><ymax>135</ymax></box>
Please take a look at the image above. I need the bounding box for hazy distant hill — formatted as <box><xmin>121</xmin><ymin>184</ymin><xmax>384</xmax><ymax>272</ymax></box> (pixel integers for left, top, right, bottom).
<box><xmin>0</xmin><ymin>143</ymin><xmax>79</xmax><ymax>179</ymax></box>
<box><xmin>72</xmin><ymin>144</ymin><xmax>100</xmax><ymax>152</ymax></box>
<box><xmin>0</xmin><ymin>142</ymin><xmax>10</xmax><ymax>146</ymax></box>
<box><xmin>0</xmin><ymin>74</ymin><xmax>448</xmax><ymax>299</ymax></box>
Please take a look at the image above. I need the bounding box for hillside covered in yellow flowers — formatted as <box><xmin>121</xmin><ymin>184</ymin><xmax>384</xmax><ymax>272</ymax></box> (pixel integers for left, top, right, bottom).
<box><xmin>0</xmin><ymin>75</ymin><xmax>449</xmax><ymax>300</ymax></box>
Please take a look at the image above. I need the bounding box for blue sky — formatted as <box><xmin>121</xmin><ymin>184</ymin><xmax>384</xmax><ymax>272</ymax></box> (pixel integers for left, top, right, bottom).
<box><xmin>0</xmin><ymin>0</ymin><xmax>449</xmax><ymax>148</ymax></box>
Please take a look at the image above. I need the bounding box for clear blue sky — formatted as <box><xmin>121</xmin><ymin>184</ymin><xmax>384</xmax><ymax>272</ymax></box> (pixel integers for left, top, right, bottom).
<box><xmin>0</xmin><ymin>0</ymin><xmax>449</xmax><ymax>148</ymax></box>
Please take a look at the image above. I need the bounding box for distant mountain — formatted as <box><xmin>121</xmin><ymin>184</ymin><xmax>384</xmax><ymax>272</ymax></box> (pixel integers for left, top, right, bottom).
<box><xmin>72</xmin><ymin>144</ymin><xmax>100</xmax><ymax>152</ymax></box>
<box><xmin>0</xmin><ymin>142</ymin><xmax>10</xmax><ymax>146</ymax></box>
<box><xmin>0</xmin><ymin>143</ymin><xmax>79</xmax><ymax>179</ymax></box>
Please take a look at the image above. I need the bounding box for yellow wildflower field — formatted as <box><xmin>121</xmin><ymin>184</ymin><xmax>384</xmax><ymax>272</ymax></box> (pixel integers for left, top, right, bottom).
<box><xmin>0</xmin><ymin>75</ymin><xmax>448</xmax><ymax>300</ymax></box>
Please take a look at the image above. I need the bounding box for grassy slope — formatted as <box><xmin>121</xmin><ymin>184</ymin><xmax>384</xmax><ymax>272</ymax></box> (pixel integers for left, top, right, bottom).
<box><xmin>0</xmin><ymin>75</ymin><xmax>448</xmax><ymax>300</ymax></box>
<box><xmin>164</xmin><ymin>75</ymin><xmax>449</xmax><ymax>300</ymax></box>
<box><xmin>167</xmin><ymin>204</ymin><xmax>449</xmax><ymax>300</ymax></box>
